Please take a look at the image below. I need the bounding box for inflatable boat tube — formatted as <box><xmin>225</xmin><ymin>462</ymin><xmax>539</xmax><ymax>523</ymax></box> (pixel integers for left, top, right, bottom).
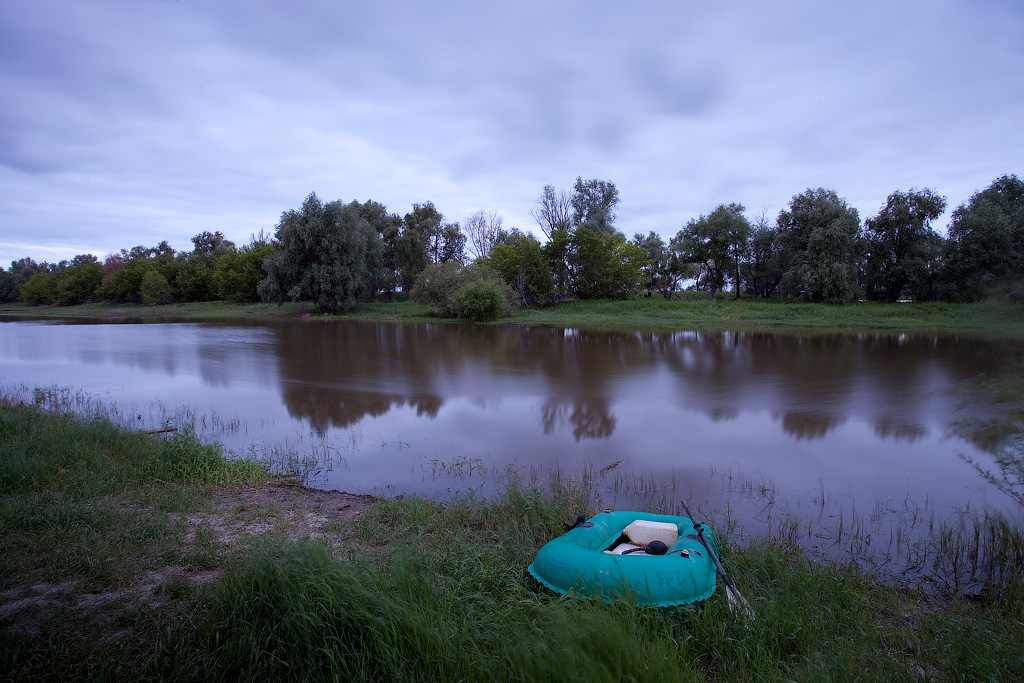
<box><xmin>527</xmin><ymin>511</ymin><xmax>718</xmax><ymax>607</ymax></box>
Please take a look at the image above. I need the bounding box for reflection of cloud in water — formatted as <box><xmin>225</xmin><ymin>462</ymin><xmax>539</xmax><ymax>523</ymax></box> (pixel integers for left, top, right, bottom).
<box><xmin>541</xmin><ymin>400</ymin><xmax>616</xmax><ymax>440</ymax></box>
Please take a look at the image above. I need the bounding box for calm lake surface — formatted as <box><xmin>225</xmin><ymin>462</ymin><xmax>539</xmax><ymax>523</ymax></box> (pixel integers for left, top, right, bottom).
<box><xmin>2</xmin><ymin>315</ymin><xmax>1022</xmax><ymax>563</ymax></box>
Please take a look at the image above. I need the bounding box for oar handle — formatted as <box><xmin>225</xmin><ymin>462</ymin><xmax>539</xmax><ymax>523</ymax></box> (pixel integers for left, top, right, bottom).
<box><xmin>681</xmin><ymin>502</ymin><xmax>738</xmax><ymax>590</ymax></box>
<box><xmin>695</xmin><ymin>525</ymin><xmax>739</xmax><ymax>591</ymax></box>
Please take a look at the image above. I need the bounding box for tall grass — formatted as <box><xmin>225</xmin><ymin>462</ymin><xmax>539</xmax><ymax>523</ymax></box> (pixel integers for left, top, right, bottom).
<box><xmin>0</xmin><ymin>395</ymin><xmax>273</xmax><ymax>589</ymax></box>
<box><xmin>164</xmin><ymin>500</ymin><xmax>903</xmax><ymax>682</ymax></box>
<box><xmin>159</xmin><ymin>491</ymin><xmax>1023</xmax><ymax>683</ymax></box>
<box><xmin>496</xmin><ymin>460</ymin><xmax>1024</xmax><ymax>599</ymax></box>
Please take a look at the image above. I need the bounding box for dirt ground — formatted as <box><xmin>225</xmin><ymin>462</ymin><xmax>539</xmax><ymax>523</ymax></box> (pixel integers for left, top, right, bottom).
<box><xmin>182</xmin><ymin>481</ymin><xmax>377</xmax><ymax>549</ymax></box>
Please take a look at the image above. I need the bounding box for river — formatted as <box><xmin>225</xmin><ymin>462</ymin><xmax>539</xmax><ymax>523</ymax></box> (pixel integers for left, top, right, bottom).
<box><xmin>2</xmin><ymin>315</ymin><xmax>1021</xmax><ymax>574</ymax></box>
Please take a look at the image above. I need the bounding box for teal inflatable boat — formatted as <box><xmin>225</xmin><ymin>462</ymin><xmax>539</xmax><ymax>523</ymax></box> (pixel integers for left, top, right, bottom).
<box><xmin>527</xmin><ymin>511</ymin><xmax>718</xmax><ymax>607</ymax></box>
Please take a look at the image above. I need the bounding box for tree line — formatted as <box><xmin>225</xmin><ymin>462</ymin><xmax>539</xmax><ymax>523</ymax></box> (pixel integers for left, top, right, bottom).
<box><xmin>2</xmin><ymin>173</ymin><xmax>1021</xmax><ymax>317</ymax></box>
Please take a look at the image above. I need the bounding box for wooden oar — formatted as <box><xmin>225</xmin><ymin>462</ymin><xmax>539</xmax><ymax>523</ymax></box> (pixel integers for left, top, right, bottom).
<box><xmin>680</xmin><ymin>500</ymin><xmax>755</xmax><ymax>622</ymax></box>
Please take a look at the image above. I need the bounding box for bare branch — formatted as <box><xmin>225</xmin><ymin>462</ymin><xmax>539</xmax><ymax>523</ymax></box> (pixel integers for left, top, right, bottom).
<box><xmin>463</xmin><ymin>210</ymin><xmax>504</xmax><ymax>260</ymax></box>
<box><xmin>530</xmin><ymin>185</ymin><xmax>573</xmax><ymax>240</ymax></box>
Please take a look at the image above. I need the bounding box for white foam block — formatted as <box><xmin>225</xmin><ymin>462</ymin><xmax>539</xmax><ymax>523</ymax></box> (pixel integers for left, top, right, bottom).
<box><xmin>624</xmin><ymin>520</ymin><xmax>678</xmax><ymax>547</ymax></box>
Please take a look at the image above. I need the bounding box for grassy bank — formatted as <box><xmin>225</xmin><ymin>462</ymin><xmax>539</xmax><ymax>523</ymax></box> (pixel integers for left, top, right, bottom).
<box><xmin>510</xmin><ymin>297</ymin><xmax>1024</xmax><ymax>336</ymax></box>
<box><xmin>2</xmin><ymin>400</ymin><xmax>1023</xmax><ymax>681</ymax></box>
<box><xmin>4</xmin><ymin>297</ymin><xmax>1024</xmax><ymax>336</ymax></box>
<box><xmin>0</xmin><ymin>299</ymin><xmax>433</xmax><ymax>324</ymax></box>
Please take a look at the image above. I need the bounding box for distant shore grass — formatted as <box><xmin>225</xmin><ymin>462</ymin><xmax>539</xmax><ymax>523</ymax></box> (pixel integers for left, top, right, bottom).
<box><xmin>4</xmin><ymin>296</ymin><xmax>1024</xmax><ymax>337</ymax></box>
<box><xmin>2</xmin><ymin>398</ymin><xmax>1023</xmax><ymax>681</ymax></box>
<box><xmin>508</xmin><ymin>297</ymin><xmax>1024</xmax><ymax>336</ymax></box>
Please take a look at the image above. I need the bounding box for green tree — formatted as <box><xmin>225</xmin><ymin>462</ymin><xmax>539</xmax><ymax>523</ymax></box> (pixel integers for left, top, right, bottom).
<box><xmin>434</xmin><ymin>223</ymin><xmax>466</xmax><ymax>264</ymax></box>
<box><xmin>862</xmin><ymin>188</ymin><xmax>947</xmax><ymax>302</ymax></box>
<box><xmin>190</xmin><ymin>230</ymin><xmax>236</xmax><ymax>257</ymax></box>
<box><xmin>632</xmin><ymin>231</ymin><xmax>689</xmax><ymax>300</ymax></box>
<box><xmin>0</xmin><ymin>269</ymin><xmax>17</xmax><ymax>303</ymax></box>
<box><xmin>572</xmin><ymin>177</ymin><xmax>621</xmax><ymax>235</ymax></box>
<box><xmin>396</xmin><ymin>203</ymin><xmax>441</xmax><ymax>292</ymax></box>
<box><xmin>258</xmin><ymin>193</ymin><xmax>382</xmax><ymax>314</ymax></box>
<box><xmin>567</xmin><ymin>227</ymin><xmax>646</xmax><ymax>299</ymax></box>
<box><xmin>739</xmin><ymin>213</ymin><xmax>784</xmax><ymax>299</ymax></box>
<box><xmin>215</xmin><ymin>237</ymin><xmax>274</xmax><ymax>303</ymax></box>
<box><xmin>140</xmin><ymin>269</ymin><xmax>174</xmax><ymax>305</ymax></box>
<box><xmin>97</xmin><ymin>257</ymin><xmax>150</xmax><ymax>303</ymax></box>
<box><xmin>53</xmin><ymin>256</ymin><xmax>102</xmax><ymax>305</ymax></box>
<box><xmin>18</xmin><ymin>271</ymin><xmax>56</xmax><ymax>305</ymax></box>
<box><xmin>453</xmin><ymin>280</ymin><xmax>507</xmax><ymax>322</ymax></box>
<box><xmin>941</xmin><ymin>174</ymin><xmax>1024</xmax><ymax>301</ymax></box>
<box><xmin>176</xmin><ymin>256</ymin><xmax>218</xmax><ymax>302</ymax></box>
<box><xmin>8</xmin><ymin>257</ymin><xmax>49</xmax><ymax>287</ymax></box>
<box><xmin>97</xmin><ymin>244</ymin><xmax>179</xmax><ymax>304</ymax></box>
<box><xmin>776</xmin><ymin>188</ymin><xmax>862</xmax><ymax>302</ymax></box>
<box><xmin>486</xmin><ymin>230</ymin><xmax>554</xmax><ymax>305</ymax></box>
<box><xmin>350</xmin><ymin>200</ymin><xmax>396</xmax><ymax>300</ymax></box>
<box><xmin>175</xmin><ymin>231</ymin><xmax>236</xmax><ymax>303</ymax></box>
<box><xmin>676</xmin><ymin>204</ymin><xmax>751</xmax><ymax>300</ymax></box>
<box><xmin>543</xmin><ymin>228</ymin><xmax>574</xmax><ymax>299</ymax></box>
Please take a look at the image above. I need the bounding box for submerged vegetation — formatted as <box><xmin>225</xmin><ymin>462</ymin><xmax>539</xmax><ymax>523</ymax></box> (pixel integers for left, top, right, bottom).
<box><xmin>2</xmin><ymin>395</ymin><xmax>1023</xmax><ymax>681</ymax></box>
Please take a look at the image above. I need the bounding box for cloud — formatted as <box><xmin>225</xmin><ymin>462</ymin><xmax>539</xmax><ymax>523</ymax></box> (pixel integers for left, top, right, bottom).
<box><xmin>0</xmin><ymin>0</ymin><xmax>1022</xmax><ymax>265</ymax></box>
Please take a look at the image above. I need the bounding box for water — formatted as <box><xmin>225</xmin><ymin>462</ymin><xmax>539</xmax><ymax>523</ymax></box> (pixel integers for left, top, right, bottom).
<box><xmin>2</xmin><ymin>315</ymin><xmax>1021</xmax><ymax>575</ymax></box>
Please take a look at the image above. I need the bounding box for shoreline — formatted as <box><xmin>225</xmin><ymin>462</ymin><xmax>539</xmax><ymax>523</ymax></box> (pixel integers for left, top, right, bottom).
<box><xmin>3</xmin><ymin>297</ymin><xmax>1024</xmax><ymax>337</ymax></box>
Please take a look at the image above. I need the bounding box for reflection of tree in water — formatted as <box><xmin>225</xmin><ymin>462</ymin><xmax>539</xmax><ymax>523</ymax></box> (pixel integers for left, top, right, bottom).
<box><xmin>267</xmin><ymin>319</ymin><xmax>1021</xmax><ymax>448</ymax></box>
<box><xmin>706</xmin><ymin>407</ymin><xmax>738</xmax><ymax>422</ymax></box>
<box><xmin>657</xmin><ymin>331</ymin><xmax>1018</xmax><ymax>443</ymax></box>
<box><xmin>283</xmin><ymin>385</ymin><xmax>442</xmax><ymax>435</ymax></box>
<box><xmin>953</xmin><ymin>369</ymin><xmax>1024</xmax><ymax>506</ymax></box>
<box><xmin>778</xmin><ymin>411</ymin><xmax>844</xmax><ymax>440</ymax></box>
<box><xmin>873</xmin><ymin>418</ymin><xmax>927</xmax><ymax>442</ymax></box>
<box><xmin>541</xmin><ymin>400</ymin><xmax>616</xmax><ymax>440</ymax></box>
<box><xmin>968</xmin><ymin>442</ymin><xmax>1024</xmax><ymax>507</ymax></box>
<box><xmin>274</xmin><ymin>322</ymin><xmax>448</xmax><ymax>433</ymax></box>
<box><xmin>960</xmin><ymin>427</ymin><xmax>1024</xmax><ymax>506</ymax></box>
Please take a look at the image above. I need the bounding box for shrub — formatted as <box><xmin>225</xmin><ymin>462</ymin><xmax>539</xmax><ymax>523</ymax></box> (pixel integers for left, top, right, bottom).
<box><xmin>54</xmin><ymin>262</ymin><xmax>102</xmax><ymax>305</ymax></box>
<box><xmin>215</xmin><ymin>241</ymin><xmax>273</xmax><ymax>303</ymax></box>
<box><xmin>412</xmin><ymin>262</ymin><xmax>517</xmax><ymax>320</ymax></box>
<box><xmin>454</xmin><ymin>280</ymin><xmax>505</xmax><ymax>321</ymax></box>
<box><xmin>18</xmin><ymin>272</ymin><xmax>56</xmax><ymax>305</ymax></box>
<box><xmin>140</xmin><ymin>270</ymin><xmax>174</xmax><ymax>305</ymax></box>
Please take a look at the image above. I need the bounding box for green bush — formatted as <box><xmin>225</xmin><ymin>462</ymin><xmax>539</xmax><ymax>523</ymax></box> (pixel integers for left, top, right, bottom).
<box><xmin>412</xmin><ymin>262</ymin><xmax>518</xmax><ymax>320</ymax></box>
<box><xmin>140</xmin><ymin>270</ymin><xmax>174</xmax><ymax>305</ymax></box>
<box><xmin>54</xmin><ymin>262</ymin><xmax>102</xmax><ymax>305</ymax></box>
<box><xmin>215</xmin><ymin>241</ymin><xmax>273</xmax><ymax>303</ymax></box>
<box><xmin>18</xmin><ymin>272</ymin><xmax>56</xmax><ymax>305</ymax></box>
<box><xmin>411</xmin><ymin>261</ymin><xmax>463</xmax><ymax>316</ymax></box>
<box><xmin>453</xmin><ymin>279</ymin><xmax>505</xmax><ymax>321</ymax></box>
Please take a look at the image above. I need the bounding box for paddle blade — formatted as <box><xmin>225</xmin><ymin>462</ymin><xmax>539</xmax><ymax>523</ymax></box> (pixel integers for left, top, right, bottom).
<box><xmin>725</xmin><ymin>584</ymin><xmax>756</xmax><ymax>623</ymax></box>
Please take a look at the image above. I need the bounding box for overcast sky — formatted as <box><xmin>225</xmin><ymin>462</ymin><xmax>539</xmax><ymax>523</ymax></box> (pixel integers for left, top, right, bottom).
<box><xmin>1</xmin><ymin>0</ymin><xmax>1022</xmax><ymax>267</ymax></box>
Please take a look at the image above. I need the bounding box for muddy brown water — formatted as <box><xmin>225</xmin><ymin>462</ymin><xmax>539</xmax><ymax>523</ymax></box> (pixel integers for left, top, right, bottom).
<box><xmin>2</xmin><ymin>316</ymin><xmax>1022</xmax><ymax>571</ymax></box>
